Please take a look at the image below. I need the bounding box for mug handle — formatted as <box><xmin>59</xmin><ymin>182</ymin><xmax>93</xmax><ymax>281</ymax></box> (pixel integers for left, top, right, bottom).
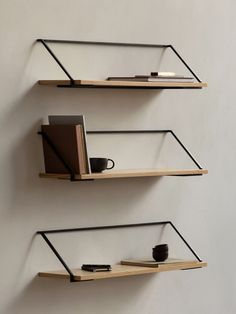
<box><xmin>106</xmin><ymin>159</ymin><xmax>115</xmax><ymax>170</ymax></box>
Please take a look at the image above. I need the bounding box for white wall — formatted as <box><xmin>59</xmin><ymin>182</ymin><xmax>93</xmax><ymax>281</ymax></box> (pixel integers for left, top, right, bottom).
<box><xmin>0</xmin><ymin>1</ymin><xmax>235</xmax><ymax>313</ymax></box>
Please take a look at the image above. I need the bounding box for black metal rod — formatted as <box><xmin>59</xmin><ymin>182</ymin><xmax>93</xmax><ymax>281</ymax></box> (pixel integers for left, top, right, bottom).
<box><xmin>87</xmin><ymin>129</ymin><xmax>202</xmax><ymax>170</ymax></box>
<box><xmin>87</xmin><ymin>130</ymin><xmax>171</xmax><ymax>134</ymax></box>
<box><xmin>168</xmin><ymin>222</ymin><xmax>202</xmax><ymax>262</ymax></box>
<box><xmin>38</xmin><ymin>128</ymin><xmax>202</xmax><ymax>177</ymax></box>
<box><xmin>169</xmin><ymin>45</ymin><xmax>201</xmax><ymax>82</ymax></box>
<box><xmin>39</xmin><ymin>233</ymin><xmax>75</xmax><ymax>282</ymax></box>
<box><xmin>169</xmin><ymin>131</ymin><xmax>202</xmax><ymax>169</ymax></box>
<box><xmin>38</xmin><ymin>39</ymin><xmax>75</xmax><ymax>84</ymax></box>
<box><xmin>37</xmin><ymin>221</ymin><xmax>171</xmax><ymax>234</ymax></box>
<box><xmin>37</xmin><ymin>39</ymin><xmax>202</xmax><ymax>85</ymax></box>
<box><xmin>57</xmin><ymin>85</ymin><xmax>201</xmax><ymax>90</ymax></box>
<box><xmin>38</xmin><ymin>131</ymin><xmax>76</xmax><ymax>181</ymax></box>
<box><xmin>37</xmin><ymin>38</ymin><xmax>169</xmax><ymax>49</ymax></box>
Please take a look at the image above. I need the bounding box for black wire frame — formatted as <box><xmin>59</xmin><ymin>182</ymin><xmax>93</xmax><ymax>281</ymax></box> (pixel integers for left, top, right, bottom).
<box><xmin>36</xmin><ymin>38</ymin><xmax>202</xmax><ymax>86</ymax></box>
<box><xmin>38</xmin><ymin>129</ymin><xmax>203</xmax><ymax>182</ymax></box>
<box><xmin>37</xmin><ymin>220</ymin><xmax>203</xmax><ymax>282</ymax></box>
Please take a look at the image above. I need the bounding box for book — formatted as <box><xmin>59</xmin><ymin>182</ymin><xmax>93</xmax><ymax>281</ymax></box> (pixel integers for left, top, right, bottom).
<box><xmin>81</xmin><ymin>264</ymin><xmax>112</xmax><ymax>272</ymax></box>
<box><xmin>48</xmin><ymin>115</ymin><xmax>91</xmax><ymax>173</ymax></box>
<box><xmin>135</xmin><ymin>72</ymin><xmax>176</xmax><ymax>78</ymax></box>
<box><xmin>107</xmin><ymin>71</ymin><xmax>176</xmax><ymax>80</ymax></box>
<box><xmin>106</xmin><ymin>75</ymin><xmax>194</xmax><ymax>82</ymax></box>
<box><xmin>41</xmin><ymin>124</ymin><xmax>88</xmax><ymax>174</ymax></box>
<box><xmin>147</xmin><ymin>77</ymin><xmax>194</xmax><ymax>82</ymax></box>
<box><xmin>120</xmin><ymin>258</ymin><xmax>199</xmax><ymax>268</ymax></box>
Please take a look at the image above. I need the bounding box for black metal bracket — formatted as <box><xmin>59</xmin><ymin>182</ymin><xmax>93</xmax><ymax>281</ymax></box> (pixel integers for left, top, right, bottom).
<box><xmin>87</xmin><ymin>130</ymin><xmax>203</xmax><ymax>173</ymax></box>
<box><xmin>37</xmin><ymin>220</ymin><xmax>203</xmax><ymax>282</ymax></box>
<box><xmin>38</xmin><ymin>129</ymin><xmax>203</xmax><ymax>181</ymax></box>
<box><xmin>36</xmin><ymin>38</ymin><xmax>202</xmax><ymax>87</ymax></box>
<box><xmin>38</xmin><ymin>131</ymin><xmax>76</xmax><ymax>181</ymax></box>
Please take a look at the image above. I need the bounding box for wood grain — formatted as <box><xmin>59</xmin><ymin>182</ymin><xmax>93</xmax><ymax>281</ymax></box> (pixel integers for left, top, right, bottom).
<box><xmin>39</xmin><ymin>168</ymin><xmax>208</xmax><ymax>180</ymax></box>
<box><xmin>38</xmin><ymin>262</ymin><xmax>207</xmax><ymax>281</ymax></box>
<box><xmin>38</xmin><ymin>79</ymin><xmax>207</xmax><ymax>89</ymax></box>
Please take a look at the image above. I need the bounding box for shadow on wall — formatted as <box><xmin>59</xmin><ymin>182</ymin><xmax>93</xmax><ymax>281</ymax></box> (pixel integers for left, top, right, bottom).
<box><xmin>5</xmin><ymin>273</ymin><xmax>158</xmax><ymax>314</ymax></box>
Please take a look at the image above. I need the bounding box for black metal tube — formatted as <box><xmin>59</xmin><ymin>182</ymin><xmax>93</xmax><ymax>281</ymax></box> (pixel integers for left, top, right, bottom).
<box><xmin>38</xmin><ymin>131</ymin><xmax>76</xmax><ymax>181</ymax></box>
<box><xmin>38</xmin><ymin>39</ymin><xmax>75</xmax><ymax>84</ymax></box>
<box><xmin>57</xmin><ymin>85</ymin><xmax>200</xmax><ymax>89</ymax></box>
<box><xmin>37</xmin><ymin>221</ymin><xmax>170</xmax><ymax>235</ymax></box>
<box><xmin>39</xmin><ymin>233</ymin><xmax>75</xmax><ymax>282</ymax></box>
<box><xmin>39</xmin><ymin>128</ymin><xmax>203</xmax><ymax>177</ymax></box>
<box><xmin>87</xmin><ymin>130</ymin><xmax>171</xmax><ymax>134</ymax></box>
<box><xmin>169</xmin><ymin>131</ymin><xmax>202</xmax><ymax>169</ymax></box>
<box><xmin>168</xmin><ymin>222</ymin><xmax>202</xmax><ymax>262</ymax></box>
<box><xmin>37</xmin><ymin>39</ymin><xmax>202</xmax><ymax>85</ymax></box>
<box><xmin>86</xmin><ymin>129</ymin><xmax>202</xmax><ymax>170</ymax></box>
<box><xmin>169</xmin><ymin>45</ymin><xmax>201</xmax><ymax>82</ymax></box>
<box><xmin>37</xmin><ymin>220</ymin><xmax>202</xmax><ymax>265</ymax></box>
<box><xmin>37</xmin><ymin>38</ymin><xmax>169</xmax><ymax>49</ymax></box>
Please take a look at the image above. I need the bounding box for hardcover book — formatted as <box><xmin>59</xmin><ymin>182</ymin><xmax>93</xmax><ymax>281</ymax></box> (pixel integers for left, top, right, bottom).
<box><xmin>48</xmin><ymin>115</ymin><xmax>91</xmax><ymax>173</ymax></box>
<box><xmin>120</xmin><ymin>258</ymin><xmax>199</xmax><ymax>268</ymax></box>
<box><xmin>41</xmin><ymin>124</ymin><xmax>88</xmax><ymax>174</ymax></box>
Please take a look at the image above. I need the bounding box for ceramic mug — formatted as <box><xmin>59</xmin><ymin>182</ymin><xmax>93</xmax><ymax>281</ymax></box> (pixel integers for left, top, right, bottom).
<box><xmin>90</xmin><ymin>157</ymin><xmax>115</xmax><ymax>173</ymax></box>
<box><xmin>152</xmin><ymin>244</ymin><xmax>168</xmax><ymax>262</ymax></box>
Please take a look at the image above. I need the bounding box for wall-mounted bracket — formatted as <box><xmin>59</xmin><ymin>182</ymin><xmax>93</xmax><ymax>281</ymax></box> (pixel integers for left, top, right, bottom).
<box><xmin>37</xmin><ymin>220</ymin><xmax>203</xmax><ymax>283</ymax></box>
<box><xmin>38</xmin><ymin>129</ymin><xmax>203</xmax><ymax>181</ymax></box>
<box><xmin>36</xmin><ymin>38</ymin><xmax>202</xmax><ymax>86</ymax></box>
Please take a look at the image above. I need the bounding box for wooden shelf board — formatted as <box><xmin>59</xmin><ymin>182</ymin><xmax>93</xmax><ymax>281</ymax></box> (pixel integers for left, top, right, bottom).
<box><xmin>38</xmin><ymin>79</ymin><xmax>207</xmax><ymax>89</ymax></box>
<box><xmin>38</xmin><ymin>261</ymin><xmax>207</xmax><ymax>281</ymax></box>
<box><xmin>39</xmin><ymin>168</ymin><xmax>208</xmax><ymax>180</ymax></box>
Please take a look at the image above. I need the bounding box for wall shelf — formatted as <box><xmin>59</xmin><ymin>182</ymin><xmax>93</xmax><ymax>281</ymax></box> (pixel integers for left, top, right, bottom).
<box><xmin>38</xmin><ymin>79</ymin><xmax>207</xmax><ymax>89</ymax></box>
<box><xmin>37</xmin><ymin>221</ymin><xmax>206</xmax><ymax>282</ymax></box>
<box><xmin>36</xmin><ymin>39</ymin><xmax>207</xmax><ymax>89</ymax></box>
<box><xmin>39</xmin><ymin>129</ymin><xmax>207</xmax><ymax>181</ymax></box>
<box><xmin>39</xmin><ymin>261</ymin><xmax>207</xmax><ymax>282</ymax></box>
<box><xmin>35</xmin><ymin>40</ymin><xmax>208</xmax><ymax>286</ymax></box>
<box><xmin>39</xmin><ymin>168</ymin><xmax>208</xmax><ymax>181</ymax></box>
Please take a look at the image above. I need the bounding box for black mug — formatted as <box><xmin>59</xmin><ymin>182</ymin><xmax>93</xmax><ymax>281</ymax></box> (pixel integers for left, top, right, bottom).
<box><xmin>152</xmin><ymin>244</ymin><xmax>168</xmax><ymax>262</ymax></box>
<box><xmin>90</xmin><ymin>158</ymin><xmax>115</xmax><ymax>173</ymax></box>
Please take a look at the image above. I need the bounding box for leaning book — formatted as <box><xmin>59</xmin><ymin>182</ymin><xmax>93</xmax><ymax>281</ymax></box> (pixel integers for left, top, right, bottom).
<box><xmin>48</xmin><ymin>115</ymin><xmax>91</xmax><ymax>173</ymax></box>
<box><xmin>41</xmin><ymin>124</ymin><xmax>89</xmax><ymax>174</ymax></box>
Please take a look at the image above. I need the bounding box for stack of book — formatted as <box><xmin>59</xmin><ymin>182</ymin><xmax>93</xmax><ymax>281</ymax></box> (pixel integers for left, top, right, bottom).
<box><xmin>120</xmin><ymin>258</ymin><xmax>199</xmax><ymax>268</ymax></box>
<box><xmin>107</xmin><ymin>72</ymin><xmax>194</xmax><ymax>83</ymax></box>
<box><xmin>40</xmin><ymin>115</ymin><xmax>91</xmax><ymax>175</ymax></box>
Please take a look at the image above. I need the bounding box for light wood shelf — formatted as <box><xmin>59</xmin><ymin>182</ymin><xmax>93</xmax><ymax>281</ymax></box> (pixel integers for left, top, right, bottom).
<box><xmin>39</xmin><ymin>168</ymin><xmax>208</xmax><ymax>180</ymax></box>
<box><xmin>38</xmin><ymin>261</ymin><xmax>207</xmax><ymax>281</ymax></box>
<box><xmin>38</xmin><ymin>79</ymin><xmax>207</xmax><ymax>89</ymax></box>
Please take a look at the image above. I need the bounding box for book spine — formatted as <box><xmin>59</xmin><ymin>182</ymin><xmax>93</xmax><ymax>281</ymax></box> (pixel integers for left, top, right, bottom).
<box><xmin>75</xmin><ymin>125</ymin><xmax>86</xmax><ymax>174</ymax></box>
<box><xmin>81</xmin><ymin>116</ymin><xmax>91</xmax><ymax>173</ymax></box>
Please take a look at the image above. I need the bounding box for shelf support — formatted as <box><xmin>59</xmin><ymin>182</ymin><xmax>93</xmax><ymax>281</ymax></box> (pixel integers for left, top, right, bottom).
<box><xmin>37</xmin><ymin>39</ymin><xmax>75</xmax><ymax>85</ymax></box>
<box><xmin>37</xmin><ymin>221</ymin><xmax>203</xmax><ymax>283</ymax></box>
<box><xmin>38</xmin><ymin>131</ymin><xmax>76</xmax><ymax>181</ymax></box>
<box><xmin>36</xmin><ymin>38</ymin><xmax>202</xmax><ymax>86</ymax></box>
<box><xmin>87</xmin><ymin>130</ymin><xmax>203</xmax><ymax>174</ymax></box>
<box><xmin>38</xmin><ymin>129</ymin><xmax>203</xmax><ymax>180</ymax></box>
<box><xmin>167</xmin><ymin>45</ymin><xmax>201</xmax><ymax>82</ymax></box>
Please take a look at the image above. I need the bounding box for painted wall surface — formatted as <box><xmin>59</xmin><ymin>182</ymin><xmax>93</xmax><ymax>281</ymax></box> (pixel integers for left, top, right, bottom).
<box><xmin>0</xmin><ymin>1</ymin><xmax>235</xmax><ymax>313</ymax></box>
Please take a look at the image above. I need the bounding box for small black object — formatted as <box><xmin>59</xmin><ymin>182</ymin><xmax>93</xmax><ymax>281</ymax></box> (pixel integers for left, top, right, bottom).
<box><xmin>90</xmin><ymin>158</ymin><xmax>115</xmax><ymax>173</ymax></box>
<box><xmin>81</xmin><ymin>264</ymin><xmax>112</xmax><ymax>272</ymax></box>
<box><xmin>152</xmin><ymin>244</ymin><xmax>169</xmax><ymax>262</ymax></box>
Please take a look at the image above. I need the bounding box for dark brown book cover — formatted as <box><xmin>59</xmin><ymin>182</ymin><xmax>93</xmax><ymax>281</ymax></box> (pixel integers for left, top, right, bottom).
<box><xmin>41</xmin><ymin>124</ymin><xmax>88</xmax><ymax>174</ymax></box>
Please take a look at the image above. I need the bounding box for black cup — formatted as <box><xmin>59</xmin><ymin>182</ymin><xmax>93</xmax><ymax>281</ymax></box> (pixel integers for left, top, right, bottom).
<box><xmin>152</xmin><ymin>244</ymin><xmax>168</xmax><ymax>262</ymax></box>
<box><xmin>90</xmin><ymin>158</ymin><xmax>115</xmax><ymax>173</ymax></box>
